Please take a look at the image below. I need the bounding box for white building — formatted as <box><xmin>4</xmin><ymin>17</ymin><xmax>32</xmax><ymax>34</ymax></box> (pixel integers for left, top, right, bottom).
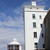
<box><xmin>24</xmin><ymin>0</ymin><xmax>47</xmax><ymax>50</ymax></box>
<box><xmin>7</xmin><ymin>38</ymin><xmax>21</xmax><ymax>50</ymax></box>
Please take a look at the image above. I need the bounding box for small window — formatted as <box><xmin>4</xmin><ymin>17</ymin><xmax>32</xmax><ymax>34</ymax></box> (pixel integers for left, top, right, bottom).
<box><xmin>13</xmin><ymin>45</ymin><xmax>15</xmax><ymax>49</ymax></box>
<box><xmin>43</xmin><ymin>44</ymin><xmax>45</xmax><ymax>48</ymax></box>
<box><xmin>39</xmin><ymin>15</ymin><xmax>42</xmax><ymax>19</ymax></box>
<box><xmin>37</xmin><ymin>8</ymin><xmax>39</xmax><ymax>9</ymax></box>
<box><xmin>34</xmin><ymin>32</ymin><xmax>37</xmax><ymax>38</ymax></box>
<box><xmin>32</xmin><ymin>14</ymin><xmax>35</xmax><ymax>19</ymax></box>
<box><xmin>33</xmin><ymin>22</ymin><xmax>36</xmax><ymax>28</ymax></box>
<box><xmin>40</xmin><ymin>24</ymin><xmax>42</xmax><ymax>28</ymax></box>
<box><xmin>42</xmin><ymin>33</ymin><xmax>43</xmax><ymax>37</ymax></box>
<box><xmin>34</xmin><ymin>43</ymin><xmax>38</xmax><ymax>48</ymax></box>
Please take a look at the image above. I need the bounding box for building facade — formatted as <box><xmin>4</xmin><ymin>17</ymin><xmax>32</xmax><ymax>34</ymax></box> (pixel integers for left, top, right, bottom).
<box><xmin>7</xmin><ymin>38</ymin><xmax>21</xmax><ymax>50</ymax></box>
<box><xmin>44</xmin><ymin>9</ymin><xmax>50</xmax><ymax>50</ymax></box>
<box><xmin>24</xmin><ymin>0</ymin><xmax>47</xmax><ymax>50</ymax></box>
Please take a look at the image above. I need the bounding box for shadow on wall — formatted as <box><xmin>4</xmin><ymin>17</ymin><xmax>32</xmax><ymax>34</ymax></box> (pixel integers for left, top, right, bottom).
<box><xmin>37</xmin><ymin>21</ymin><xmax>45</xmax><ymax>50</ymax></box>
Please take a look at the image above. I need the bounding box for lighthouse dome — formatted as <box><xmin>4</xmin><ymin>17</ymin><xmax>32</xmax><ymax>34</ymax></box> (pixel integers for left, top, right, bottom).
<box><xmin>8</xmin><ymin>38</ymin><xmax>21</xmax><ymax>45</ymax></box>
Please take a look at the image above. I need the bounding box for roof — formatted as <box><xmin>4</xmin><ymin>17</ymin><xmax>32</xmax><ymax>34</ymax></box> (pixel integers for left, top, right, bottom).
<box><xmin>8</xmin><ymin>38</ymin><xmax>21</xmax><ymax>45</ymax></box>
<box><xmin>24</xmin><ymin>5</ymin><xmax>45</xmax><ymax>9</ymax></box>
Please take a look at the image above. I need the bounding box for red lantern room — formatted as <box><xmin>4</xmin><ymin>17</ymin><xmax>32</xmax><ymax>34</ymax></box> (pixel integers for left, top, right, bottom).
<box><xmin>7</xmin><ymin>38</ymin><xmax>21</xmax><ymax>50</ymax></box>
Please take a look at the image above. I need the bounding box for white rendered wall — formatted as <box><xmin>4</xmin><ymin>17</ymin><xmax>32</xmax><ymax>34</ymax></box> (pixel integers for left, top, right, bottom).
<box><xmin>19</xmin><ymin>45</ymin><xmax>21</xmax><ymax>50</ymax></box>
<box><xmin>24</xmin><ymin>6</ymin><xmax>47</xmax><ymax>50</ymax></box>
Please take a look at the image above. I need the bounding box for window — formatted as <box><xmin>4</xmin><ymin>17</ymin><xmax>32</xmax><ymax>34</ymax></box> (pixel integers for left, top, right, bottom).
<box><xmin>42</xmin><ymin>33</ymin><xmax>44</xmax><ymax>37</ymax></box>
<box><xmin>40</xmin><ymin>24</ymin><xmax>42</xmax><ymax>28</ymax></box>
<box><xmin>32</xmin><ymin>14</ymin><xmax>35</xmax><ymax>19</ymax></box>
<box><xmin>43</xmin><ymin>44</ymin><xmax>45</xmax><ymax>48</ymax></box>
<box><xmin>34</xmin><ymin>32</ymin><xmax>37</xmax><ymax>38</ymax></box>
<box><xmin>13</xmin><ymin>45</ymin><xmax>15</xmax><ymax>50</ymax></box>
<box><xmin>37</xmin><ymin>8</ymin><xmax>39</xmax><ymax>9</ymax></box>
<box><xmin>39</xmin><ymin>15</ymin><xmax>42</xmax><ymax>19</ymax></box>
<box><xmin>33</xmin><ymin>22</ymin><xmax>36</xmax><ymax>28</ymax></box>
<box><xmin>15</xmin><ymin>45</ymin><xmax>19</xmax><ymax>50</ymax></box>
<box><xmin>34</xmin><ymin>43</ymin><xmax>38</xmax><ymax>48</ymax></box>
<box><xmin>9</xmin><ymin>45</ymin><xmax>13</xmax><ymax>50</ymax></box>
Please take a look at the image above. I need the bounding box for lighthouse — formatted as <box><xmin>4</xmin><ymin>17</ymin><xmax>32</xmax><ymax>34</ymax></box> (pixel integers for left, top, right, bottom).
<box><xmin>23</xmin><ymin>0</ymin><xmax>47</xmax><ymax>50</ymax></box>
<box><xmin>7</xmin><ymin>38</ymin><xmax>21</xmax><ymax>50</ymax></box>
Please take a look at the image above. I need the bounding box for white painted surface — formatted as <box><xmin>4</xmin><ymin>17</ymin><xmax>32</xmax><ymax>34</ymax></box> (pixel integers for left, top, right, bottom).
<box><xmin>31</xmin><ymin>1</ymin><xmax>36</xmax><ymax>6</ymax></box>
<box><xmin>8</xmin><ymin>38</ymin><xmax>21</xmax><ymax>45</ymax></box>
<box><xmin>24</xmin><ymin>1</ymin><xmax>47</xmax><ymax>50</ymax></box>
<box><xmin>19</xmin><ymin>46</ymin><xmax>22</xmax><ymax>50</ymax></box>
<box><xmin>8</xmin><ymin>38</ymin><xmax>21</xmax><ymax>50</ymax></box>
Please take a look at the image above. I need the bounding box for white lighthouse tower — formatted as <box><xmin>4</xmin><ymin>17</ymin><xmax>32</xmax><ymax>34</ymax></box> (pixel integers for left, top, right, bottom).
<box><xmin>7</xmin><ymin>38</ymin><xmax>21</xmax><ymax>50</ymax></box>
<box><xmin>24</xmin><ymin>0</ymin><xmax>47</xmax><ymax>50</ymax></box>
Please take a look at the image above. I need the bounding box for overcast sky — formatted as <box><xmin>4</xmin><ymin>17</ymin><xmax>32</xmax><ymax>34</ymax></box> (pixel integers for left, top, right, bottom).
<box><xmin>0</xmin><ymin>0</ymin><xmax>50</xmax><ymax>50</ymax></box>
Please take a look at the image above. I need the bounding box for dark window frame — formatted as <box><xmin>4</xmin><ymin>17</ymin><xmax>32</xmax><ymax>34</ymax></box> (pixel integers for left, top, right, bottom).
<box><xmin>32</xmin><ymin>14</ymin><xmax>35</xmax><ymax>19</ymax></box>
<box><xmin>34</xmin><ymin>32</ymin><xmax>37</xmax><ymax>38</ymax></box>
<box><xmin>42</xmin><ymin>33</ymin><xmax>44</xmax><ymax>37</ymax></box>
<box><xmin>40</xmin><ymin>24</ymin><xmax>42</xmax><ymax>28</ymax></box>
<box><xmin>43</xmin><ymin>44</ymin><xmax>45</xmax><ymax>48</ymax></box>
<box><xmin>34</xmin><ymin>43</ymin><xmax>38</xmax><ymax>48</ymax></box>
<box><xmin>33</xmin><ymin>22</ymin><xmax>36</xmax><ymax>28</ymax></box>
<box><xmin>39</xmin><ymin>15</ymin><xmax>42</xmax><ymax>19</ymax></box>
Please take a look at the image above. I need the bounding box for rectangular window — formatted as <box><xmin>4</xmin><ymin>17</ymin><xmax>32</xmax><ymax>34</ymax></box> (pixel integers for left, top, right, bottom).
<box><xmin>43</xmin><ymin>44</ymin><xmax>45</xmax><ymax>48</ymax></box>
<box><xmin>15</xmin><ymin>45</ymin><xmax>19</xmax><ymax>50</ymax></box>
<box><xmin>8</xmin><ymin>45</ymin><xmax>10</xmax><ymax>50</ymax></box>
<box><xmin>13</xmin><ymin>45</ymin><xmax>15</xmax><ymax>50</ymax></box>
<box><xmin>34</xmin><ymin>43</ymin><xmax>38</xmax><ymax>48</ymax></box>
<box><xmin>42</xmin><ymin>33</ymin><xmax>43</xmax><ymax>37</ymax></box>
<box><xmin>40</xmin><ymin>24</ymin><xmax>42</xmax><ymax>28</ymax></box>
<box><xmin>34</xmin><ymin>32</ymin><xmax>37</xmax><ymax>38</ymax></box>
<box><xmin>32</xmin><ymin>14</ymin><xmax>35</xmax><ymax>19</ymax></box>
<box><xmin>39</xmin><ymin>15</ymin><xmax>42</xmax><ymax>19</ymax></box>
<box><xmin>10</xmin><ymin>45</ymin><xmax>13</xmax><ymax>50</ymax></box>
<box><xmin>33</xmin><ymin>22</ymin><xmax>36</xmax><ymax>28</ymax></box>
